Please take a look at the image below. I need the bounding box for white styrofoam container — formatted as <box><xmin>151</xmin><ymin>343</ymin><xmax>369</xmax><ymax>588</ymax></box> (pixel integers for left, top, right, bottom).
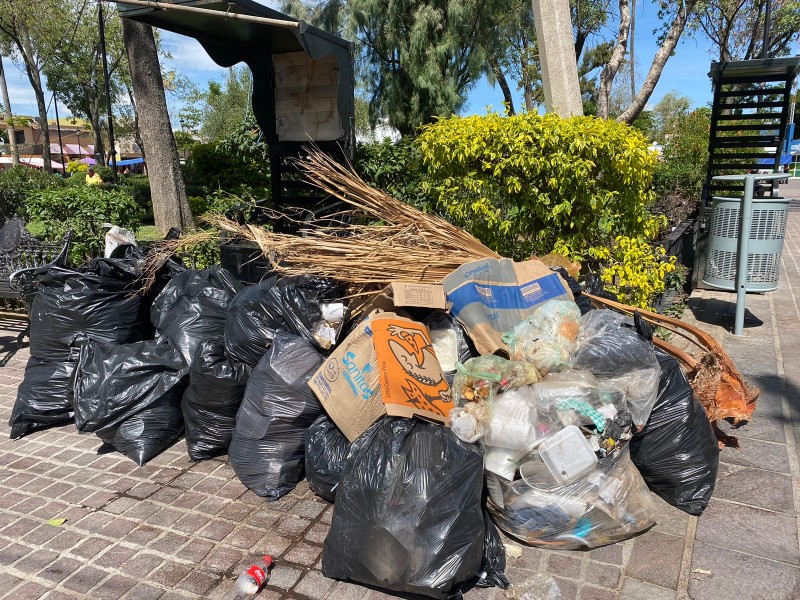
<box><xmin>537</xmin><ymin>425</ymin><xmax>598</xmax><ymax>485</ymax></box>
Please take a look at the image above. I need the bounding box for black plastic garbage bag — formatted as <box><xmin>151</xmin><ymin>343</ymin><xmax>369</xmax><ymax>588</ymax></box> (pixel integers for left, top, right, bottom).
<box><xmin>630</xmin><ymin>349</ymin><xmax>719</xmax><ymax>515</ymax></box>
<box><xmin>29</xmin><ymin>259</ymin><xmax>148</xmax><ymax>362</ymax></box>
<box><xmin>305</xmin><ymin>413</ymin><xmax>351</xmax><ymax>502</ymax></box>
<box><xmin>572</xmin><ymin>310</ymin><xmax>656</xmax><ymax>375</ymax></box>
<box><xmin>322</xmin><ymin>418</ymin><xmax>486</xmax><ymax>599</ymax></box>
<box><xmin>8</xmin><ymin>358</ymin><xmax>76</xmax><ymax>439</ymax></box>
<box><xmin>73</xmin><ymin>338</ymin><xmax>189</xmax><ymax>433</ymax></box>
<box><xmin>224</xmin><ymin>276</ymin><xmax>283</xmax><ymax>366</ymax></box>
<box><xmin>182</xmin><ymin>339</ymin><xmax>250</xmax><ymax>461</ymax></box>
<box><xmin>267</xmin><ymin>276</ymin><xmax>345</xmax><ymax>351</ymax></box>
<box><xmin>229</xmin><ymin>332</ymin><xmax>323</xmax><ymax>500</ymax></box>
<box><xmin>471</xmin><ymin>511</ymin><xmax>509</xmax><ymax>590</ymax></box>
<box><xmin>96</xmin><ymin>391</ymin><xmax>185</xmax><ymax>466</ymax></box>
<box><xmin>151</xmin><ymin>266</ymin><xmax>243</xmax><ymax>366</ymax></box>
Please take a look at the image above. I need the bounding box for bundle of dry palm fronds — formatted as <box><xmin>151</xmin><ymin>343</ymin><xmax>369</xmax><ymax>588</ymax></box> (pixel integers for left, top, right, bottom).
<box><xmin>210</xmin><ymin>149</ymin><xmax>500</xmax><ymax>285</ymax></box>
<box><xmin>584</xmin><ymin>293</ymin><xmax>759</xmax><ymax>447</ymax></box>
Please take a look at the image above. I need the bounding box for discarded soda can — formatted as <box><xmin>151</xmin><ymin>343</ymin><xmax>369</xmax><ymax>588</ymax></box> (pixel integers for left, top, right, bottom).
<box><xmin>222</xmin><ymin>555</ymin><xmax>274</xmax><ymax>600</ymax></box>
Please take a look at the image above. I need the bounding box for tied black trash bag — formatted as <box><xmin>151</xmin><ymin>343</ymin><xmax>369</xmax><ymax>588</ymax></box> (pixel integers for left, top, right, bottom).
<box><xmin>151</xmin><ymin>266</ymin><xmax>243</xmax><ymax>366</ymax></box>
<box><xmin>182</xmin><ymin>339</ymin><xmax>251</xmax><ymax>461</ymax></box>
<box><xmin>630</xmin><ymin>350</ymin><xmax>719</xmax><ymax>515</ymax></box>
<box><xmin>224</xmin><ymin>276</ymin><xmax>284</xmax><ymax>366</ymax></box>
<box><xmin>323</xmin><ymin>418</ymin><xmax>486</xmax><ymax>599</ymax></box>
<box><xmin>268</xmin><ymin>275</ymin><xmax>345</xmax><ymax>351</ymax></box>
<box><xmin>73</xmin><ymin>338</ymin><xmax>188</xmax><ymax>465</ymax></box>
<box><xmin>229</xmin><ymin>332</ymin><xmax>323</xmax><ymax>500</ymax></box>
<box><xmin>305</xmin><ymin>413</ymin><xmax>351</xmax><ymax>503</ymax></box>
<box><xmin>29</xmin><ymin>259</ymin><xmax>149</xmax><ymax>362</ymax></box>
<box><xmin>8</xmin><ymin>358</ymin><xmax>76</xmax><ymax>439</ymax></box>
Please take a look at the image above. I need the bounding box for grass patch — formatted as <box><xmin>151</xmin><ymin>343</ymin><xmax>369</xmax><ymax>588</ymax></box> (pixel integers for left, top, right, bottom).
<box><xmin>136</xmin><ymin>225</ymin><xmax>163</xmax><ymax>242</ymax></box>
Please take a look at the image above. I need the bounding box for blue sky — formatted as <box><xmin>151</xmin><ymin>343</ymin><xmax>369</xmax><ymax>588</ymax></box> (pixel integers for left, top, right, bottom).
<box><xmin>2</xmin><ymin>1</ymin><xmax>797</xmax><ymax>124</ymax></box>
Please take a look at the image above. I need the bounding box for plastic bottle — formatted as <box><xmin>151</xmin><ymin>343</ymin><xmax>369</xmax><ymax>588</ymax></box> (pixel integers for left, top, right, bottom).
<box><xmin>221</xmin><ymin>555</ymin><xmax>274</xmax><ymax>600</ymax></box>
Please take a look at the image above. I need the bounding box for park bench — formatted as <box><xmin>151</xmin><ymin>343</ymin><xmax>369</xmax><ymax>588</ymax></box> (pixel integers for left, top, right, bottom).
<box><xmin>0</xmin><ymin>216</ymin><xmax>72</xmax><ymax>347</ymax></box>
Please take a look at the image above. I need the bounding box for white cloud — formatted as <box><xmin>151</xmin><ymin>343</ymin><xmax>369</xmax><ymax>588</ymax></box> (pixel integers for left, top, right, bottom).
<box><xmin>161</xmin><ymin>32</ymin><xmax>227</xmax><ymax>76</ymax></box>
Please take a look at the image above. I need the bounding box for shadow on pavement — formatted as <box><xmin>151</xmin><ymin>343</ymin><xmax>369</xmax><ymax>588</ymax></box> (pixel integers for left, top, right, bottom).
<box><xmin>0</xmin><ymin>314</ymin><xmax>28</xmax><ymax>367</ymax></box>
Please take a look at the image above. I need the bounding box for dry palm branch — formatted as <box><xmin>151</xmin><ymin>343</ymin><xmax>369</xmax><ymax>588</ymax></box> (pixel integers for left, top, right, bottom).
<box><xmin>584</xmin><ymin>292</ymin><xmax>758</xmax><ymax>447</ymax></box>
<box><xmin>209</xmin><ymin>149</ymin><xmax>500</xmax><ymax>285</ymax></box>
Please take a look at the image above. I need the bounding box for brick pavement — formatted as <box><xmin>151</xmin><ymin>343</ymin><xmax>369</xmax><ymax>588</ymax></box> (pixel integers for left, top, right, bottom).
<box><xmin>0</xmin><ymin>182</ymin><xmax>799</xmax><ymax>599</ymax></box>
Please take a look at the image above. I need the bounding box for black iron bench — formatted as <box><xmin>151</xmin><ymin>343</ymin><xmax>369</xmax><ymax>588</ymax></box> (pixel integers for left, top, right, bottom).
<box><xmin>0</xmin><ymin>216</ymin><xmax>72</xmax><ymax>346</ymax></box>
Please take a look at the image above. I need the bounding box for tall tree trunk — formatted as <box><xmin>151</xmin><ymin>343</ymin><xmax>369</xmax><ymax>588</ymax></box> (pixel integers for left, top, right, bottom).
<box><xmin>597</xmin><ymin>0</ymin><xmax>631</xmax><ymax>119</ymax></box>
<box><xmin>15</xmin><ymin>32</ymin><xmax>52</xmax><ymax>172</ymax></box>
<box><xmin>121</xmin><ymin>19</ymin><xmax>192</xmax><ymax>234</ymax></box>
<box><xmin>490</xmin><ymin>59</ymin><xmax>516</xmax><ymax>115</ymax></box>
<box><xmin>0</xmin><ymin>55</ymin><xmax>20</xmax><ymax>167</ymax></box>
<box><xmin>616</xmin><ymin>0</ymin><xmax>698</xmax><ymax>124</ymax></box>
<box><xmin>89</xmin><ymin>110</ymin><xmax>106</xmax><ymax>166</ymax></box>
<box><xmin>520</xmin><ymin>31</ymin><xmax>535</xmax><ymax>112</ymax></box>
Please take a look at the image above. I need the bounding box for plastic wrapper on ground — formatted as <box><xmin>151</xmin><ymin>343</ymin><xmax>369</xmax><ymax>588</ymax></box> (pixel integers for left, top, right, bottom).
<box><xmin>630</xmin><ymin>350</ymin><xmax>719</xmax><ymax>515</ymax></box>
<box><xmin>73</xmin><ymin>338</ymin><xmax>189</xmax><ymax>433</ymax></box>
<box><xmin>182</xmin><ymin>339</ymin><xmax>251</xmax><ymax>461</ymax></box>
<box><xmin>151</xmin><ymin>266</ymin><xmax>243</xmax><ymax>366</ymax></box>
<box><xmin>8</xmin><ymin>358</ymin><xmax>76</xmax><ymax>439</ymax></box>
<box><xmin>304</xmin><ymin>413</ymin><xmax>351</xmax><ymax>502</ymax></box>
<box><xmin>571</xmin><ymin>310</ymin><xmax>660</xmax><ymax>427</ymax></box>
<box><xmin>229</xmin><ymin>332</ymin><xmax>323</xmax><ymax>500</ymax></box>
<box><xmin>29</xmin><ymin>259</ymin><xmax>149</xmax><ymax>362</ymax></box>
<box><xmin>505</xmin><ymin>574</ymin><xmax>562</xmax><ymax>600</ymax></box>
<box><xmin>486</xmin><ymin>445</ymin><xmax>655</xmax><ymax>549</ymax></box>
<box><xmin>323</xmin><ymin>417</ymin><xmax>487</xmax><ymax>599</ymax></box>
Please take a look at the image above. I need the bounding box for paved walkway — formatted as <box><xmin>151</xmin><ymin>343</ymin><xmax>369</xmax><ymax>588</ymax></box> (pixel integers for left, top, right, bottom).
<box><xmin>1</xmin><ymin>183</ymin><xmax>799</xmax><ymax>600</ymax></box>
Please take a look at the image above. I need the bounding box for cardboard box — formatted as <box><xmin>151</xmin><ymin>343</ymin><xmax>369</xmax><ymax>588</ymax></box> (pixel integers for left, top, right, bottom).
<box><xmin>443</xmin><ymin>258</ymin><xmax>573</xmax><ymax>355</ymax></box>
<box><xmin>387</xmin><ymin>282</ymin><xmax>447</xmax><ymax>309</ymax></box>
<box><xmin>307</xmin><ymin>315</ymin><xmax>385</xmax><ymax>442</ymax></box>
<box><xmin>370</xmin><ymin>313</ymin><xmax>452</xmax><ymax>423</ymax></box>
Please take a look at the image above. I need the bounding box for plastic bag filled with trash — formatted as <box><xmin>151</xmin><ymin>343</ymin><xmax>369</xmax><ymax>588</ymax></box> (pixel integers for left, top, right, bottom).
<box><xmin>29</xmin><ymin>259</ymin><xmax>149</xmax><ymax>362</ymax></box>
<box><xmin>422</xmin><ymin>310</ymin><xmax>475</xmax><ymax>386</ymax></box>
<box><xmin>182</xmin><ymin>339</ymin><xmax>251</xmax><ymax>461</ymax></box>
<box><xmin>8</xmin><ymin>358</ymin><xmax>76</xmax><ymax>439</ymax></box>
<box><xmin>486</xmin><ymin>444</ymin><xmax>655</xmax><ymax>549</ymax></box>
<box><xmin>151</xmin><ymin>266</ymin><xmax>243</xmax><ymax>366</ymax></box>
<box><xmin>73</xmin><ymin>338</ymin><xmax>189</xmax><ymax>465</ymax></box>
<box><xmin>572</xmin><ymin>310</ymin><xmax>660</xmax><ymax>428</ymax></box>
<box><xmin>229</xmin><ymin>332</ymin><xmax>323</xmax><ymax>500</ymax></box>
<box><xmin>304</xmin><ymin>413</ymin><xmax>351</xmax><ymax>503</ymax></box>
<box><xmin>322</xmin><ymin>417</ymin><xmax>487</xmax><ymax>599</ymax></box>
<box><xmin>630</xmin><ymin>349</ymin><xmax>719</xmax><ymax>515</ymax></box>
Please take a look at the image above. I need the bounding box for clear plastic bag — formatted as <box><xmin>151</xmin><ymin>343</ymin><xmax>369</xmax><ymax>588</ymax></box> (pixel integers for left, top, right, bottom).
<box><xmin>486</xmin><ymin>444</ymin><xmax>655</xmax><ymax>549</ymax></box>
<box><xmin>571</xmin><ymin>310</ymin><xmax>660</xmax><ymax>427</ymax></box>
<box><xmin>453</xmin><ymin>356</ymin><xmax>541</xmax><ymax>406</ymax></box>
<box><xmin>505</xmin><ymin>574</ymin><xmax>562</xmax><ymax>600</ymax></box>
<box><xmin>503</xmin><ymin>300</ymin><xmax>581</xmax><ymax>375</ymax></box>
<box><xmin>534</xmin><ymin>370</ymin><xmax>626</xmax><ymax>431</ymax></box>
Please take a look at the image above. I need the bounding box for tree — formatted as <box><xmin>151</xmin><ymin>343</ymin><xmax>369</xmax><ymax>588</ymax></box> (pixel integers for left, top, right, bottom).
<box><xmin>44</xmin><ymin>1</ymin><xmax>128</xmax><ymax>167</ymax></box>
<box><xmin>121</xmin><ymin>18</ymin><xmax>192</xmax><ymax>233</ymax></box>
<box><xmin>0</xmin><ymin>54</ymin><xmax>20</xmax><ymax>166</ymax></box>
<box><xmin>651</xmin><ymin>91</ymin><xmax>691</xmax><ymax>142</ymax></box>
<box><xmin>597</xmin><ymin>0</ymin><xmax>699</xmax><ymax>123</ymax></box>
<box><xmin>0</xmin><ymin>0</ymin><xmax>64</xmax><ymax>172</ymax></box>
<box><xmin>689</xmin><ymin>0</ymin><xmax>800</xmax><ymax>61</ymax></box>
<box><xmin>199</xmin><ymin>66</ymin><xmax>252</xmax><ymax>142</ymax></box>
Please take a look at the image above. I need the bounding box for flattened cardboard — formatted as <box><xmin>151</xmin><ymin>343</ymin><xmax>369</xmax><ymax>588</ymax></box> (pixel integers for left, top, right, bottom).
<box><xmin>443</xmin><ymin>258</ymin><xmax>574</xmax><ymax>355</ymax></box>
<box><xmin>370</xmin><ymin>314</ymin><xmax>452</xmax><ymax>423</ymax></box>
<box><xmin>307</xmin><ymin>316</ymin><xmax>385</xmax><ymax>442</ymax></box>
<box><xmin>387</xmin><ymin>282</ymin><xmax>447</xmax><ymax>309</ymax></box>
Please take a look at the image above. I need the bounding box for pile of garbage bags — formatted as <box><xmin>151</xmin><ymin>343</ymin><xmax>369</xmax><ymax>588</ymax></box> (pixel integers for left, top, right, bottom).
<box><xmin>7</xmin><ymin>251</ymin><xmax>723</xmax><ymax>598</ymax></box>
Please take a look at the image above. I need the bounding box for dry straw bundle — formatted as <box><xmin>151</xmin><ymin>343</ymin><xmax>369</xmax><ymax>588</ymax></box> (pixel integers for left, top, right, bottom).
<box><xmin>212</xmin><ymin>149</ymin><xmax>500</xmax><ymax>285</ymax></box>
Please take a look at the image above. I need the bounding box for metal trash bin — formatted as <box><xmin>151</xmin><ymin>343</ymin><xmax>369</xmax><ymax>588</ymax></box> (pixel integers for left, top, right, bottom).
<box><xmin>703</xmin><ymin>195</ymin><xmax>790</xmax><ymax>292</ymax></box>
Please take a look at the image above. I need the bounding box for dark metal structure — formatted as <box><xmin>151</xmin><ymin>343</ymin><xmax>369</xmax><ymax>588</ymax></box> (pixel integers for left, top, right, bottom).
<box><xmin>692</xmin><ymin>57</ymin><xmax>800</xmax><ymax>289</ymax></box>
<box><xmin>117</xmin><ymin>0</ymin><xmax>355</xmax><ymax>219</ymax></box>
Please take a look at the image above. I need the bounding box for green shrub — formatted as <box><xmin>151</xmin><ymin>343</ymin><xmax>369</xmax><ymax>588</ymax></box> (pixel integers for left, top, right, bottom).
<box><xmin>417</xmin><ymin>113</ymin><xmax>661</xmax><ymax>261</ymax></box>
<box><xmin>417</xmin><ymin>113</ymin><xmax>675</xmax><ymax>308</ymax></box>
<box><xmin>0</xmin><ymin>166</ymin><xmax>65</xmax><ymax>221</ymax></box>
<box><xmin>26</xmin><ymin>185</ymin><xmax>143</xmax><ymax>265</ymax></box>
<box><xmin>183</xmin><ymin>141</ymin><xmax>270</xmax><ymax>198</ymax></box>
<box><xmin>355</xmin><ymin>137</ymin><xmax>433</xmax><ymax>210</ymax></box>
<box><xmin>119</xmin><ymin>174</ymin><xmax>153</xmax><ymax>223</ymax></box>
<box><xmin>652</xmin><ymin>108</ymin><xmax>710</xmax><ymax>226</ymax></box>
